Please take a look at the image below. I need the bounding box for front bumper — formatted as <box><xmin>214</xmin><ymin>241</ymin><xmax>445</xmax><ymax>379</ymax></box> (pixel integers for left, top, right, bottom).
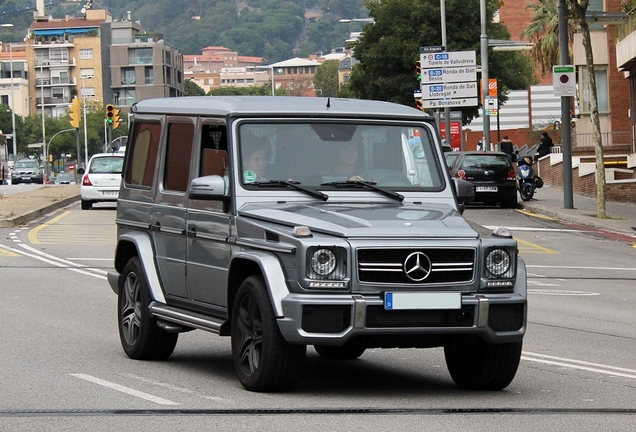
<box><xmin>278</xmin><ymin>292</ymin><xmax>526</xmax><ymax>346</ymax></box>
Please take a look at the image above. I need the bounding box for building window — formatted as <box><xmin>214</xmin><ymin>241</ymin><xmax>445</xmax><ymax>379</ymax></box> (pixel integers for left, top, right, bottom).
<box><xmin>145</xmin><ymin>66</ymin><xmax>153</xmax><ymax>84</ymax></box>
<box><xmin>129</xmin><ymin>48</ymin><xmax>153</xmax><ymax>64</ymax></box>
<box><xmin>79</xmin><ymin>49</ymin><xmax>93</xmax><ymax>59</ymax></box>
<box><xmin>81</xmin><ymin>87</ymin><xmax>95</xmax><ymax>98</ymax></box>
<box><xmin>579</xmin><ymin>66</ymin><xmax>609</xmax><ymax>113</ymax></box>
<box><xmin>80</xmin><ymin>68</ymin><xmax>94</xmax><ymax>79</ymax></box>
<box><xmin>247</xmin><ymin>78</ymin><xmax>254</xmax><ymax>83</ymax></box>
<box><xmin>1</xmin><ymin>95</ymin><xmax>8</xmax><ymax>105</ymax></box>
<box><xmin>343</xmin><ymin>75</ymin><xmax>350</xmax><ymax>83</ymax></box>
<box><xmin>122</xmin><ymin>68</ymin><xmax>136</xmax><ymax>85</ymax></box>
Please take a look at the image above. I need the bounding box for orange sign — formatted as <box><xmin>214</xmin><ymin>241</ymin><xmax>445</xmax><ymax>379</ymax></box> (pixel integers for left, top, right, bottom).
<box><xmin>479</xmin><ymin>78</ymin><xmax>498</xmax><ymax>100</ymax></box>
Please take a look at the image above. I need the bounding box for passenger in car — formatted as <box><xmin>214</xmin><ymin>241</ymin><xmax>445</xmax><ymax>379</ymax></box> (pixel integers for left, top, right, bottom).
<box><xmin>242</xmin><ymin>141</ymin><xmax>270</xmax><ymax>183</ymax></box>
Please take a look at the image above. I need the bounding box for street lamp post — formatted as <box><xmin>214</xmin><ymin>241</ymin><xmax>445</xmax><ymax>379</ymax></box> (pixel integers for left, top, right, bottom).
<box><xmin>479</xmin><ymin>0</ymin><xmax>490</xmax><ymax>148</ymax></box>
<box><xmin>81</xmin><ymin>77</ymin><xmax>88</xmax><ymax>168</ymax></box>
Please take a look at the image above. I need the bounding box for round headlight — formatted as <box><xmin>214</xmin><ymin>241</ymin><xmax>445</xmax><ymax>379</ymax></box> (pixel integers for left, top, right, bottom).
<box><xmin>486</xmin><ymin>249</ymin><xmax>511</xmax><ymax>276</ymax></box>
<box><xmin>311</xmin><ymin>248</ymin><xmax>337</xmax><ymax>276</ymax></box>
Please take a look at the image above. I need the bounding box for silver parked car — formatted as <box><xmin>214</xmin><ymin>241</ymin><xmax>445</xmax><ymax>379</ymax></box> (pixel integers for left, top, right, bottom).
<box><xmin>108</xmin><ymin>96</ymin><xmax>527</xmax><ymax>392</ymax></box>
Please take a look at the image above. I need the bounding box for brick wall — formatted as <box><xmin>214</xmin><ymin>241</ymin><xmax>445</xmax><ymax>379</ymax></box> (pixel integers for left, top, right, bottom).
<box><xmin>537</xmin><ymin>155</ymin><xmax>636</xmax><ymax>203</ymax></box>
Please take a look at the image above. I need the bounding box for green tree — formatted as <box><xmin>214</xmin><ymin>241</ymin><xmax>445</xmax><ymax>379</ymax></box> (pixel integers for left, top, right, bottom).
<box><xmin>207</xmin><ymin>83</ymin><xmax>289</xmax><ymax>96</ymax></box>
<box><xmin>313</xmin><ymin>60</ymin><xmax>340</xmax><ymax>97</ymax></box>
<box><xmin>568</xmin><ymin>0</ymin><xmax>606</xmax><ymax>218</ymax></box>
<box><xmin>521</xmin><ymin>0</ymin><xmax>574</xmax><ymax>76</ymax></box>
<box><xmin>347</xmin><ymin>0</ymin><xmax>535</xmax><ymax>124</ymax></box>
<box><xmin>185</xmin><ymin>79</ymin><xmax>206</xmax><ymax>96</ymax></box>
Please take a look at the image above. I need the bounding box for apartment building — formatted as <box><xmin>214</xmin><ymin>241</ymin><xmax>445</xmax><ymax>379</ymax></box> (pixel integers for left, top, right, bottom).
<box><xmin>25</xmin><ymin>8</ymin><xmax>183</xmax><ymax>118</ymax></box>
<box><xmin>0</xmin><ymin>43</ymin><xmax>29</xmax><ymax>118</ymax></box>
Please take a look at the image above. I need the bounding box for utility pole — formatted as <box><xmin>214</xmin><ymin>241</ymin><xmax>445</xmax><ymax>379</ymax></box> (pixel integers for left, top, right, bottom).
<box><xmin>559</xmin><ymin>0</ymin><xmax>574</xmax><ymax>209</ymax></box>
<box><xmin>440</xmin><ymin>0</ymin><xmax>451</xmax><ymax>150</ymax></box>
<box><xmin>479</xmin><ymin>0</ymin><xmax>490</xmax><ymax>148</ymax></box>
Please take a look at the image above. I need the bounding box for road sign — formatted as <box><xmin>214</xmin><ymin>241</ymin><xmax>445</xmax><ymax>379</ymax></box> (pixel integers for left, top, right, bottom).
<box><xmin>421</xmin><ymin>82</ymin><xmax>478</xmax><ymax>100</ymax></box>
<box><xmin>420</xmin><ymin>66</ymin><xmax>477</xmax><ymax>84</ymax></box>
<box><xmin>422</xmin><ymin>98</ymin><xmax>479</xmax><ymax>109</ymax></box>
<box><xmin>420</xmin><ymin>46</ymin><xmax>445</xmax><ymax>53</ymax></box>
<box><xmin>553</xmin><ymin>65</ymin><xmax>576</xmax><ymax>97</ymax></box>
<box><xmin>419</xmin><ymin>51</ymin><xmax>476</xmax><ymax>68</ymax></box>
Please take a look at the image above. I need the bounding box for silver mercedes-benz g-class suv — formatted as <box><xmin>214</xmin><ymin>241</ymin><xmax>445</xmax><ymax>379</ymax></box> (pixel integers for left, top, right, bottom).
<box><xmin>108</xmin><ymin>96</ymin><xmax>527</xmax><ymax>392</ymax></box>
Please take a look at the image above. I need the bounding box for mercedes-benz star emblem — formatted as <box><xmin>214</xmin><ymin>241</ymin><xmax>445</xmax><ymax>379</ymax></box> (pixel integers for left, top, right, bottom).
<box><xmin>403</xmin><ymin>252</ymin><xmax>432</xmax><ymax>282</ymax></box>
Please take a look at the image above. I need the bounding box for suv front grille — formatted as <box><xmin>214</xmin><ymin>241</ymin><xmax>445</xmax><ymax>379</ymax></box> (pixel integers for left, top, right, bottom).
<box><xmin>366</xmin><ymin>305</ymin><xmax>475</xmax><ymax>328</ymax></box>
<box><xmin>357</xmin><ymin>248</ymin><xmax>475</xmax><ymax>285</ymax></box>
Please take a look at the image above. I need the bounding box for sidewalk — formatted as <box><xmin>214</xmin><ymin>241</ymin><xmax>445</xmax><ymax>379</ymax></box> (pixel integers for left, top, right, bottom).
<box><xmin>1</xmin><ymin>184</ymin><xmax>635</xmax><ymax>240</ymax></box>
<box><xmin>0</xmin><ymin>185</ymin><xmax>80</xmax><ymax>228</ymax></box>
<box><xmin>519</xmin><ymin>184</ymin><xmax>636</xmax><ymax>238</ymax></box>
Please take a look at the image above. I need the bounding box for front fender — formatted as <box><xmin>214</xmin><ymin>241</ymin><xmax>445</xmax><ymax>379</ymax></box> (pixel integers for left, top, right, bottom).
<box><xmin>112</xmin><ymin>231</ymin><xmax>166</xmax><ymax>304</ymax></box>
<box><xmin>231</xmin><ymin>251</ymin><xmax>289</xmax><ymax>317</ymax></box>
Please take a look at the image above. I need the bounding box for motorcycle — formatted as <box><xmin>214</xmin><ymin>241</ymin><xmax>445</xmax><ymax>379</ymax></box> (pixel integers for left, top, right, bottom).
<box><xmin>517</xmin><ymin>156</ymin><xmax>543</xmax><ymax>201</ymax></box>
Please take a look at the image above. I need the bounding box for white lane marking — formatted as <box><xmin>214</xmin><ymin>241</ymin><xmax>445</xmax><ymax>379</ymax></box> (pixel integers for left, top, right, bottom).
<box><xmin>0</xmin><ymin>243</ymin><xmax>106</xmax><ymax>280</ymax></box>
<box><xmin>119</xmin><ymin>373</ymin><xmax>233</xmax><ymax>403</ymax></box>
<box><xmin>526</xmin><ymin>265</ymin><xmax>636</xmax><ymax>271</ymax></box>
<box><xmin>522</xmin><ymin>352</ymin><xmax>636</xmax><ymax>380</ymax></box>
<box><xmin>484</xmin><ymin>226</ymin><xmax>581</xmax><ymax>232</ymax></box>
<box><xmin>527</xmin><ymin>289</ymin><xmax>600</xmax><ymax>296</ymax></box>
<box><xmin>70</xmin><ymin>374</ymin><xmax>179</xmax><ymax>406</ymax></box>
<box><xmin>67</xmin><ymin>258</ymin><xmax>113</xmax><ymax>261</ymax></box>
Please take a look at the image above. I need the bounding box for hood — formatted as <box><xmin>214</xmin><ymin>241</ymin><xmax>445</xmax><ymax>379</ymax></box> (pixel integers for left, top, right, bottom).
<box><xmin>238</xmin><ymin>201</ymin><xmax>479</xmax><ymax>239</ymax></box>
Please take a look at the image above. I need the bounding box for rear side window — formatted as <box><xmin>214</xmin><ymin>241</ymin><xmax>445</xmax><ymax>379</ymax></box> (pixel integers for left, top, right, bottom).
<box><xmin>164</xmin><ymin>122</ymin><xmax>195</xmax><ymax>192</ymax></box>
<box><xmin>125</xmin><ymin>122</ymin><xmax>161</xmax><ymax>187</ymax></box>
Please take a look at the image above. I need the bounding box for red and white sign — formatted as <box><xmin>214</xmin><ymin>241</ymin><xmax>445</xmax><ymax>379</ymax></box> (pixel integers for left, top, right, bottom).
<box><xmin>440</xmin><ymin>121</ymin><xmax>462</xmax><ymax>151</ymax></box>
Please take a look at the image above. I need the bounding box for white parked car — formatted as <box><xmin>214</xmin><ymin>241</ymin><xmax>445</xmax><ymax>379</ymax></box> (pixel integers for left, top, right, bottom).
<box><xmin>78</xmin><ymin>153</ymin><xmax>124</xmax><ymax>210</ymax></box>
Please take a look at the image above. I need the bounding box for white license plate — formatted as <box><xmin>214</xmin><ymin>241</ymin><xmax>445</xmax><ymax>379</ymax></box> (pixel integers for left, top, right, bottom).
<box><xmin>101</xmin><ymin>190</ymin><xmax>118</xmax><ymax>196</ymax></box>
<box><xmin>476</xmin><ymin>186</ymin><xmax>497</xmax><ymax>192</ymax></box>
<box><xmin>384</xmin><ymin>292</ymin><xmax>461</xmax><ymax>310</ymax></box>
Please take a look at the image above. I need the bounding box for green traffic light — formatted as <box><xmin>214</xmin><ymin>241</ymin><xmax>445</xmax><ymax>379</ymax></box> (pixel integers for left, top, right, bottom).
<box><xmin>107</xmin><ymin>118</ymin><xmax>114</xmax><ymax>124</ymax></box>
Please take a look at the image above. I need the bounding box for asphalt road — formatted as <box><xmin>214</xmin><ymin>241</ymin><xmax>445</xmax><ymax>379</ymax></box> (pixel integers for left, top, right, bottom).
<box><xmin>1</xmin><ymin>203</ymin><xmax>635</xmax><ymax>431</ymax></box>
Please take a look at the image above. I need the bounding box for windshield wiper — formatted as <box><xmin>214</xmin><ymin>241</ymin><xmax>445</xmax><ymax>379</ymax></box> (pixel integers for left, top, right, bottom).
<box><xmin>251</xmin><ymin>180</ymin><xmax>329</xmax><ymax>201</ymax></box>
<box><xmin>321</xmin><ymin>180</ymin><xmax>404</xmax><ymax>202</ymax></box>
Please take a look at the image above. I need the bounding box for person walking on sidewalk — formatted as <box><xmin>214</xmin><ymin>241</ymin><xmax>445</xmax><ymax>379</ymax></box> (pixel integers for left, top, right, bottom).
<box><xmin>499</xmin><ymin>135</ymin><xmax>515</xmax><ymax>163</ymax></box>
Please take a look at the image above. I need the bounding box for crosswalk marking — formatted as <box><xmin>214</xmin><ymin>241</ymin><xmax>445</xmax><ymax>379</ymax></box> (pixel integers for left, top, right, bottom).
<box><xmin>28</xmin><ymin>210</ymin><xmax>117</xmax><ymax>245</ymax></box>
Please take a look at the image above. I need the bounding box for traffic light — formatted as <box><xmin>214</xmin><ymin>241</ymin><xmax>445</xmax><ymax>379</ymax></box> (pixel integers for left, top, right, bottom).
<box><xmin>49</xmin><ymin>154</ymin><xmax>53</xmax><ymax>163</ymax></box>
<box><xmin>415</xmin><ymin>99</ymin><xmax>424</xmax><ymax>111</ymax></box>
<box><xmin>415</xmin><ymin>60</ymin><xmax>422</xmax><ymax>81</ymax></box>
<box><xmin>69</xmin><ymin>97</ymin><xmax>81</xmax><ymax>128</ymax></box>
<box><xmin>106</xmin><ymin>104</ymin><xmax>121</xmax><ymax>129</ymax></box>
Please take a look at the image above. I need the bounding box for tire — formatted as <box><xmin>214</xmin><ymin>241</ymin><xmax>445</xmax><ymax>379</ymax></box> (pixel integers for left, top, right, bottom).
<box><xmin>118</xmin><ymin>257</ymin><xmax>178</xmax><ymax>360</ymax></box>
<box><xmin>314</xmin><ymin>344</ymin><xmax>366</xmax><ymax>360</ymax></box>
<box><xmin>444</xmin><ymin>339</ymin><xmax>522</xmax><ymax>390</ymax></box>
<box><xmin>81</xmin><ymin>199</ymin><xmax>92</xmax><ymax>210</ymax></box>
<box><xmin>520</xmin><ymin>185</ymin><xmax>534</xmax><ymax>201</ymax></box>
<box><xmin>231</xmin><ymin>275</ymin><xmax>306</xmax><ymax>392</ymax></box>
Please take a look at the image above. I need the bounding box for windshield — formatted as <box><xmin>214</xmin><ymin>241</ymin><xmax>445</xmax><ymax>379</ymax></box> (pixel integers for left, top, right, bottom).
<box><xmin>16</xmin><ymin>161</ymin><xmax>39</xmax><ymax>169</ymax></box>
<box><xmin>238</xmin><ymin>122</ymin><xmax>443</xmax><ymax>190</ymax></box>
<box><xmin>88</xmin><ymin>156</ymin><xmax>124</xmax><ymax>174</ymax></box>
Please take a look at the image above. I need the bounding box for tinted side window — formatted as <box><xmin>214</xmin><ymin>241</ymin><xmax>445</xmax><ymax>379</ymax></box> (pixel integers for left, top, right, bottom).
<box><xmin>125</xmin><ymin>122</ymin><xmax>161</xmax><ymax>186</ymax></box>
<box><xmin>164</xmin><ymin>122</ymin><xmax>194</xmax><ymax>192</ymax></box>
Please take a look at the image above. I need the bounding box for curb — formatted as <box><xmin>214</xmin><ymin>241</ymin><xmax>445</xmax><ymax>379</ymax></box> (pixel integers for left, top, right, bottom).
<box><xmin>520</xmin><ymin>202</ymin><xmax>636</xmax><ymax>236</ymax></box>
<box><xmin>0</xmin><ymin>194</ymin><xmax>80</xmax><ymax>228</ymax></box>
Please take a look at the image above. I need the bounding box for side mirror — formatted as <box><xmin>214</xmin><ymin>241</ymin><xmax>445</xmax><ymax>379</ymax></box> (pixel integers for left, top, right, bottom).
<box><xmin>189</xmin><ymin>175</ymin><xmax>229</xmax><ymax>201</ymax></box>
<box><xmin>452</xmin><ymin>178</ymin><xmax>475</xmax><ymax>204</ymax></box>
<box><xmin>77</xmin><ymin>168</ymin><xmax>85</xmax><ymax>175</ymax></box>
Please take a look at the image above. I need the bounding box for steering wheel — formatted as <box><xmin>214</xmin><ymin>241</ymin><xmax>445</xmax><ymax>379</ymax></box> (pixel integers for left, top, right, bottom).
<box><xmin>361</xmin><ymin>169</ymin><xmax>412</xmax><ymax>186</ymax></box>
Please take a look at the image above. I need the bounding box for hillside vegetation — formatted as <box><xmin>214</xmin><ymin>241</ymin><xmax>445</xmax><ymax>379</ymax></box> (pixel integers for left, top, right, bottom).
<box><xmin>0</xmin><ymin>0</ymin><xmax>368</xmax><ymax>62</ymax></box>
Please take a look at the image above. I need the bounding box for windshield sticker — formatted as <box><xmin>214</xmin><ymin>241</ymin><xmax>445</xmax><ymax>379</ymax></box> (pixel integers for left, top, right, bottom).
<box><xmin>243</xmin><ymin>170</ymin><xmax>257</xmax><ymax>183</ymax></box>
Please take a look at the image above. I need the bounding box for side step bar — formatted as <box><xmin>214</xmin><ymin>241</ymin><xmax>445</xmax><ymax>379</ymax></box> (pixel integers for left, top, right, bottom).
<box><xmin>149</xmin><ymin>302</ymin><xmax>225</xmax><ymax>334</ymax></box>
